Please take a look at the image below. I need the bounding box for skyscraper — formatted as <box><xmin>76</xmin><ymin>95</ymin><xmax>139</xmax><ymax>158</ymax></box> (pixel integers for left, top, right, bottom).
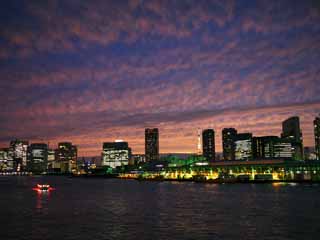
<box><xmin>102</xmin><ymin>141</ymin><xmax>131</xmax><ymax>168</ymax></box>
<box><xmin>314</xmin><ymin>115</ymin><xmax>320</xmax><ymax>160</ymax></box>
<box><xmin>56</xmin><ymin>142</ymin><xmax>77</xmax><ymax>173</ymax></box>
<box><xmin>10</xmin><ymin>139</ymin><xmax>28</xmax><ymax>171</ymax></box>
<box><xmin>202</xmin><ymin>129</ymin><xmax>215</xmax><ymax>162</ymax></box>
<box><xmin>145</xmin><ymin>128</ymin><xmax>159</xmax><ymax>162</ymax></box>
<box><xmin>0</xmin><ymin>148</ymin><xmax>13</xmax><ymax>171</ymax></box>
<box><xmin>281</xmin><ymin>116</ymin><xmax>303</xmax><ymax>160</ymax></box>
<box><xmin>28</xmin><ymin>143</ymin><xmax>48</xmax><ymax>173</ymax></box>
<box><xmin>252</xmin><ymin>136</ymin><xmax>278</xmax><ymax>159</ymax></box>
<box><xmin>234</xmin><ymin>133</ymin><xmax>253</xmax><ymax>161</ymax></box>
<box><xmin>222</xmin><ymin>128</ymin><xmax>237</xmax><ymax>161</ymax></box>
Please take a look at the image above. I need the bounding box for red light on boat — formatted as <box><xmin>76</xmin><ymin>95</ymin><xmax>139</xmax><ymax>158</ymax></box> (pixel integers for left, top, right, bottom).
<box><xmin>33</xmin><ymin>184</ymin><xmax>54</xmax><ymax>192</ymax></box>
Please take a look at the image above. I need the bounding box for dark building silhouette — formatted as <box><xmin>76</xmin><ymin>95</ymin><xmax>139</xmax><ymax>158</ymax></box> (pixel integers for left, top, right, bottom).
<box><xmin>315</xmin><ymin>115</ymin><xmax>320</xmax><ymax>160</ymax></box>
<box><xmin>234</xmin><ymin>133</ymin><xmax>253</xmax><ymax>161</ymax></box>
<box><xmin>145</xmin><ymin>128</ymin><xmax>159</xmax><ymax>162</ymax></box>
<box><xmin>102</xmin><ymin>141</ymin><xmax>131</xmax><ymax>168</ymax></box>
<box><xmin>252</xmin><ymin>136</ymin><xmax>278</xmax><ymax>159</ymax></box>
<box><xmin>202</xmin><ymin>129</ymin><xmax>215</xmax><ymax>162</ymax></box>
<box><xmin>56</xmin><ymin>142</ymin><xmax>77</xmax><ymax>173</ymax></box>
<box><xmin>222</xmin><ymin>128</ymin><xmax>237</xmax><ymax>161</ymax></box>
<box><xmin>28</xmin><ymin>143</ymin><xmax>48</xmax><ymax>173</ymax></box>
<box><xmin>281</xmin><ymin>116</ymin><xmax>303</xmax><ymax>160</ymax></box>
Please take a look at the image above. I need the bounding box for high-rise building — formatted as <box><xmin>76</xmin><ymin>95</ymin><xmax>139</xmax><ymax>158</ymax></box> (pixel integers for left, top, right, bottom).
<box><xmin>56</xmin><ymin>142</ymin><xmax>77</xmax><ymax>173</ymax></box>
<box><xmin>281</xmin><ymin>116</ymin><xmax>303</xmax><ymax>160</ymax></box>
<box><xmin>262</xmin><ymin>137</ymin><xmax>292</xmax><ymax>159</ymax></box>
<box><xmin>252</xmin><ymin>136</ymin><xmax>278</xmax><ymax>159</ymax></box>
<box><xmin>102</xmin><ymin>141</ymin><xmax>131</xmax><ymax>168</ymax></box>
<box><xmin>222</xmin><ymin>128</ymin><xmax>237</xmax><ymax>161</ymax></box>
<box><xmin>202</xmin><ymin>129</ymin><xmax>215</xmax><ymax>162</ymax></box>
<box><xmin>28</xmin><ymin>143</ymin><xmax>48</xmax><ymax>173</ymax></box>
<box><xmin>47</xmin><ymin>149</ymin><xmax>57</xmax><ymax>171</ymax></box>
<box><xmin>234</xmin><ymin>133</ymin><xmax>253</xmax><ymax>161</ymax></box>
<box><xmin>145</xmin><ymin>128</ymin><xmax>159</xmax><ymax>162</ymax></box>
<box><xmin>314</xmin><ymin>116</ymin><xmax>320</xmax><ymax>160</ymax></box>
<box><xmin>10</xmin><ymin>139</ymin><xmax>28</xmax><ymax>171</ymax></box>
<box><xmin>0</xmin><ymin>148</ymin><xmax>13</xmax><ymax>171</ymax></box>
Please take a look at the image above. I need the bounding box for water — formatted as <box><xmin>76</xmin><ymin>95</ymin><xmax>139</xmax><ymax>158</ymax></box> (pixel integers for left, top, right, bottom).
<box><xmin>0</xmin><ymin>177</ymin><xmax>319</xmax><ymax>240</ymax></box>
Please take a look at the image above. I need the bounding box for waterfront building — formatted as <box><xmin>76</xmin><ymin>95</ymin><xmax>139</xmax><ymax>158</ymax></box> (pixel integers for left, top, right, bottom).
<box><xmin>10</xmin><ymin>139</ymin><xmax>28</xmax><ymax>171</ymax></box>
<box><xmin>281</xmin><ymin>116</ymin><xmax>303</xmax><ymax>160</ymax></box>
<box><xmin>130</xmin><ymin>154</ymin><xmax>146</xmax><ymax>165</ymax></box>
<box><xmin>314</xmin><ymin>116</ymin><xmax>320</xmax><ymax>160</ymax></box>
<box><xmin>304</xmin><ymin>147</ymin><xmax>317</xmax><ymax>161</ymax></box>
<box><xmin>253</xmin><ymin>136</ymin><xmax>278</xmax><ymax>159</ymax></box>
<box><xmin>56</xmin><ymin>142</ymin><xmax>77</xmax><ymax>173</ymax></box>
<box><xmin>28</xmin><ymin>143</ymin><xmax>48</xmax><ymax>173</ymax></box>
<box><xmin>202</xmin><ymin>129</ymin><xmax>215</xmax><ymax>162</ymax></box>
<box><xmin>222</xmin><ymin>128</ymin><xmax>237</xmax><ymax>161</ymax></box>
<box><xmin>47</xmin><ymin>149</ymin><xmax>59</xmax><ymax>171</ymax></box>
<box><xmin>273</xmin><ymin>140</ymin><xmax>293</xmax><ymax>159</ymax></box>
<box><xmin>0</xmin><ymin>148</ymin><xmax>13</xmax><ymax>171</ymax></box>
<box><xmin>145</xmin><ymin>128</ymin><xmax>159</xmax><ymax>162</ymax></box>
<box><xmin>102</xmin><ymin>141</ymin><xmax>131</xmax><ymax>168</ymax></box>
<box><xmin>235</xmin><ymin>133</ymin><xmax>253</xmax><ymax>161</ymax></box>
<box><xmin>262</xmin><ymin>137</ymin><xmax>293</xmax><ymax>159</ymax></box>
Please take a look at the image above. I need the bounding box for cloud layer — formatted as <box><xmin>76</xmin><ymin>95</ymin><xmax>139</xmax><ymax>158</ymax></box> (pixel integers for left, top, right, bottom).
<box><xmin>0</xmin><ymin>0</ymin><xmax>320</xmax><ymax>155</ymax></box>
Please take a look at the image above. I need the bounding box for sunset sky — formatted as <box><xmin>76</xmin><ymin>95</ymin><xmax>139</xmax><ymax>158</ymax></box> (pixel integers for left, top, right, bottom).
<box><xmin>1</xmin><ymin>0</ymin><xmax>320</xmax><ymax>156</ymax></box>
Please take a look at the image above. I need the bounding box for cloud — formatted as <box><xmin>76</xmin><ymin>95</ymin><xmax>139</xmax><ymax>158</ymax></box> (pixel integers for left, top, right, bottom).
<box><xmin>0</xmin><ymin>0</ymin><xmax>319</xmax><ymax>156</ymax></box>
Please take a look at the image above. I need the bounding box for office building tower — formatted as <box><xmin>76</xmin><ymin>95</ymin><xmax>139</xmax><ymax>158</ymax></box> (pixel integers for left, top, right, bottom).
<box><xmin>28</xmin><ymin>143</ymin><xmax>48</xmax><ymax>173</ymax></box>
<box><xmin>222</xmin><ymin>128</ymin><xmax>237</xmax><ymax>161</ymax></box>
<box><xmin>102</xmin><ymin>141</ymin><xmax>131</xmax><ymax>168</ymax></box>
<box><xmin>235</xmin><ymin>133</ymin><xmax>253</xmax><ymax>161</ymax></box>
<box><xmin>281</xmin><ymin>116</ymin><xmax>303</xmax><ymax>160</ymax></box>
<box><xmin>314</xmin><ymin>116</ymin><xmax>320</xmax><ymax>160</ymax></box>
<box><xmin>252</xmin><ymin>136</ymin><xmax>278</xmax><ymax>159</ymax></box>
<box><xmin>145</xmin><ymin>128</ymin><xmax>159</xmax><ymax>162</ymax></box>
<box><xmin>47</xmin><ymin>149</ymin><xmax>58</xmax><ymax>171</ymax></box>
<box><xmin>56</xmin><ymin>142</ymin><xmax>77</xmax><ymax>173</ymax></box>
<box><xmin>202</xmin><ymin>129</ymin><xmax>215</xmax><ymax>162</ymax></box>
<box><xmin>10</xmin><ymin>139</ymin><xmax>28</xmax><ymax>171</ymax></box>
<box><xmin>0</xmin><ymin>148</ymin><xmax>13</xmax><ymax>171</ymax></box>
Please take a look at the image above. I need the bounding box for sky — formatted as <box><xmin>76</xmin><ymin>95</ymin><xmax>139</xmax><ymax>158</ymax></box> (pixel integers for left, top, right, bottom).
<box><xmin>0</xmin><ymin>0</ymin><xmax>320</xmax><ymax>156</ymax></box>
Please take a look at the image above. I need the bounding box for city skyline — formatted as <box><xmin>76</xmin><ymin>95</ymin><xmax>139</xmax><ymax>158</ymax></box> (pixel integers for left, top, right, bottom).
<box><xmin>1</xmin><ymin>0</ymin><xmax>320</xmax><ymax>156</ymax></box>
<box><xmin>0</xmin><ymin>114</ymin><xmax>319</xmax><ymax>157</ymax></box>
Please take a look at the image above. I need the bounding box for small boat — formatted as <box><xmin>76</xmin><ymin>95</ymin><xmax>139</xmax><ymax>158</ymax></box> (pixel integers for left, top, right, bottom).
<box><xmin>33</xmin><ymin>184</ymin><xmax>53</xmax><ymax>192</ymax></box>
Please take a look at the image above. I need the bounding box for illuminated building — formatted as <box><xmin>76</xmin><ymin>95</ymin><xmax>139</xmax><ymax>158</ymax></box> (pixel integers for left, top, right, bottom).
<box><xmin>235</xmin><ymin>133</ymin><xmax>253</xmax><ymax>161</ymax></box>
<box><xmin>314</xmin><ymin>116</ymin><xmax>320</xmax><ymax>160</ymax></box>
<box><xmin>281</xmin><ymin>116</ymin><xmax>303</xmax><ymax>160</ymax></box>
<box><xmin>252</xmin><ymin>136</ymin><xmax>278</xmax><ymax>159</ymax></box>
<box><xmin>262</xmin><ymin>137</ymin><xmax>292</xmax><ymax>159</ymax></box>
<box><xmin>304</xmin><ymin>147</ymin><xmax>317</xmax><ymax>161</ymax></box>
<box><xmin>47</xmin><ymin>149</ymin><xmax>58</xmax><ymax>171</ymax></box>
<box><xmin>56</xmin><ymin>142</ymin><xmax>77</xmax><ymax>173</ymax></box>
<box><xmin>102</xmin><ymin>141</ymin><xmax>131</xmax><ymax>168</ymax></box>
<box><xmin>202</xmin><ymin>129</ymin><xmax>215</xmax><ymax>162</ymax></box>
<box><xmin>0</xmin><ymin>148</ymin><xmax>13</xmax><ymax>171</ymax></box>
<box><xmin>145</xmin><ymin>128</ymin><xmax>159</xmax><ymax>162</ymax></box>
<box><xmin>130</xmin><ymin>154</ymin><xmax>145</xmax><ymax>165</ymax></box>
<box><xmin>273</xmin><ymin>140</ymin><xmax>292</xmax><ymax>159</ymax></box>
<box><xmin>10</xmin><ymin>139</ymin><xmax>28</xmax><ymax>171</ymax></box>
<box><xmin>222</xmin><ymin>128</ymin><xmax>237</xmax><ymax>161</ymax></box>
<box><xmin>28</xmin><ymin>143</ymin><xmax>48</xmax><ymax>173</ymax></box>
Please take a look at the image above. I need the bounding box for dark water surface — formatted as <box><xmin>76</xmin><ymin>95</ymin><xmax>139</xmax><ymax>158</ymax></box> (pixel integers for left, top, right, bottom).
<box><xmin>0</xmin><ymin>176</ymin><xmax>319</xmax><ymax>240</ymax></box>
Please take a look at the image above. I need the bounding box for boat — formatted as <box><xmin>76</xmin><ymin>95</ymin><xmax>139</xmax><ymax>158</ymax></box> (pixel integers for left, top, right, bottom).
<box><xmin>33</xmin><ymin>184</ymin><xmax>53</xmax><ymax>192</ymax></box>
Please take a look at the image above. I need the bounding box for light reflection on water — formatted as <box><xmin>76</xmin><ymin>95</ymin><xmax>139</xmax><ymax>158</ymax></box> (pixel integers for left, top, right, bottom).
<box><xmin>0</xmin><ymin>177</ymin><xmax>319</xmax><ymax>240</ymax></box>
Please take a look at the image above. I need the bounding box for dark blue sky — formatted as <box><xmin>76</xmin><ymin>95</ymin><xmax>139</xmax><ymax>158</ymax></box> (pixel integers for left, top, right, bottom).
<box><xmin>0</xmin><ymin>0</ymin><xmax>320</xmax><ymax>155</ymax></box>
